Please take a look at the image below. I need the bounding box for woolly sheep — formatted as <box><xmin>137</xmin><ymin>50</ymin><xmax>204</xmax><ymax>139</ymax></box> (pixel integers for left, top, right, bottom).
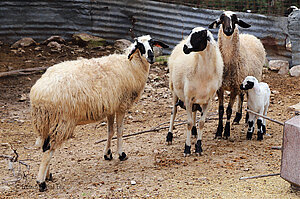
<box><xmin>166</xmin><ymin>27</ymin><xmax>223</xmax><ymax>156</ymax></box>
<box><xmin>209</xmin><ymin>11</ymin><xmax>266</xmax><ymax>139</ymax></box>
<box><xmin>30</xmin><ymin>35</ymin><xmax>168</xmax><ymax>191</ymax></box>
<box><xmin>240</xmin><ymin>76</ymin><xmax>270</xmax><ymax>140</ymax></box>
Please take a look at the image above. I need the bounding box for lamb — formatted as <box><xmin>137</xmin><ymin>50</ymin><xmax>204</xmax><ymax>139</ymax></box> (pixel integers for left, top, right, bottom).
<box><xmin>166</xmin><ymin>27</ymin><xmax>223</xmax><ymax>156</ymax></box>
<box><xmin>209</xmin><ymin>11</ymin><xmax>266</xmax><ymax>139</ymax></box>
<box><xmin>30</xmin><ymin>35</ymin><xmax>168</xmax><ymax>191</ymax></box>
<box><xmin>240</xmin><ymin>76</ymin><xmax>270</xmax><ymax>140</ymax></box>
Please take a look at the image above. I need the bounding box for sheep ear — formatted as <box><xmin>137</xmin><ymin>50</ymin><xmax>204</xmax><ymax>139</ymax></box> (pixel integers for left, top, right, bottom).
<box><xmin>128</xmin><ymin>45</ymin><xmax>138</xmax><ymax>60</ymax></box>
<box><xmin>237</xmin><ymin>20</ymin><xmax>251</xmax><ymax>28</ymax></box>
<box><xmin>208</xmin><ymin>20</ymin><xmax>220</xmax><ymax>29</ymax></box>
<box><xmin>152</xmin><ymin>40</ymin><xmax>169</xmax><ymax>48</ymax></box>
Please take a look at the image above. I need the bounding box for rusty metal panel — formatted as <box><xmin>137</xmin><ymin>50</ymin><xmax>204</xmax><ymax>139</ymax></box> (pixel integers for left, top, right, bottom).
<box><xmin>0</xmin><ymin>0</ymin><xmax>292</xmax><ymax>61</ymax></box>
<box><xmin>288</xmin><ymin>10</ymin><xmax>300</xmax><ymax>66</ymax></box>
<box><xmin>281</xmin><ymin>115</ymin><xmax>300</xmax><ymax>187</ymax></box>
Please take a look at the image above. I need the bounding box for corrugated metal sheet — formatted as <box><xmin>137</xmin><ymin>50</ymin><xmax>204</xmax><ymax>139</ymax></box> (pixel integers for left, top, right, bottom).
<box><xmin>288</xmin><ymin>10</ymin><xmax>300</xmax><ymax>66</ymax></box>
<box><xmin>0</xmin><ymin>0</ymin><xmax>292</xmax><ymax>60</ymax></box>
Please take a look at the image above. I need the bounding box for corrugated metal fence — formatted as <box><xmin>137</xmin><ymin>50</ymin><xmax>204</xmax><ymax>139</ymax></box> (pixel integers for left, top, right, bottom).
<box><xmin>0</xmin><ymin>0</ymin><xmax>294</xmax><ymax>61</ymax></box>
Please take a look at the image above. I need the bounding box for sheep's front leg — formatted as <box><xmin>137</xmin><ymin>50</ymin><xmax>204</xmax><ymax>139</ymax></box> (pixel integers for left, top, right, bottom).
<box><xmin>192</xmin><ymin>111</ymin><xmax>197</xmax><ymax>138</ymax></box>
<box><xmin>116</xmin><ymin>111</ymin><xmax>127</xmax><ymax>161</ymax></box>
<box><xmin>224</xmin><ymin>91</ymin><xmax>237</xmax><ymax>138</ymax></box>
<box><xmin>37</xmin><ymin>149</ymin><xmax>54</xmax><ymax>192</ymax></box>
<box><xmin>216</xmin><ymin>88</ymin><xmax>224</xmax><ymax>138</ymax></box>
<box><xmin>195</xmin><ymin>103</ymin><xmax>209</xmax><ymax>155</ymax></box>
<box><xmin>167</xmin><ymin>94</ymin><xmax>178</xmax><ymax>145</ymax></box>
<box><xmin>104</xmin><ymin>114</ymin><xmax>115</xmax><ymax>160</ymax></box>
<box><xmin>246</xmin><ymin>113</ymin><xmax>256</xmax><ymax>140</ymax></box>
<box><xmin>184</xmin><ymin>100</ymin><xmax>193</xmax><ymax>157</ymax></box>
<box><xmin>233</xmin><ymin>93</ymin><xmax>244</xmax><ymax>124</ymax></box>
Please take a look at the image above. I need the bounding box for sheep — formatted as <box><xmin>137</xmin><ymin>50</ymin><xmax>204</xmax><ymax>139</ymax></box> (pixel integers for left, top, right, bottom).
<box><xmin>30</xmin><ymin>35</ymin><xmax>168</xmax><ymax>192</ymax></box>
<box><xmin>240</xmin><ymin>76</ymin><xmax>270</xmax><ymax>140</ymax></box>
<box><xmin>166</xmin><ymin>27</ymin><xmax>223</xmax><ymax>156</ymax></box>
<box><xmin>208</xmin><ymin>11</ymin><xmax>266</xmax><ymax>139</ymax></box>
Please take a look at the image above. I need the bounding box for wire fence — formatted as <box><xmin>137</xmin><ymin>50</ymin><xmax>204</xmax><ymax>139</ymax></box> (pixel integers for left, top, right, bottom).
<box><xmin>157</xmin><ymin>0</ymin><xmax>300</xmax><ymax>16</ymax></box>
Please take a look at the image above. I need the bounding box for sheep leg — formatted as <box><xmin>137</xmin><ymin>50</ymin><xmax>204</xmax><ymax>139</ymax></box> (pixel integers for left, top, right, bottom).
<box><xmin>246</xmin><ymin>113</ymin><xmax>256</xmax><ymax>140</ymax></box>
<box><xmin>37</xmin><ymin>149</ymin><xmax>54</xmax><ymax>192</ymax></box>
<box><xmin>195</xmin><ymin>103</ymin><xmax>209</xmax><ymax>155</ymax></box>
<box><xmin>45</xmin><ymin>165</ymin><xmax>53</xmax><ymax>181</ymax></box>
<box><xmin>116</xmin><ymin>111</ymin><xmax>127</xmax><ymax>161</ymax></box>
<box><xmin>262</xmin><ymin>105</ymin><xmax>269</xmax><ymax>135</ymax></box>
<box><xmin>233</xmin><ymin>93</ymin><xmax>244</xmax><ymax>124</ymax></box>
<box><xmin>184</xmin><ymin>100</ymin><xmax>193</xmax><ymax>157</ymax></box>
<box><xmin>192</xmin><ymin>111</ymin><xmax>197</xmax><ymax>138</ymax></box>
<box><xmin>104</xmin><ymin>114</ymin><xmax>115</xmax><ymax>160</ymax></box>
<box><xmin>257</xmin><ymin>117</ymin><xmax>264</xmax><ymax>141</ymax></box>
<box><xmin>216</xmin><ymin>88</ymin><xmax>224</xmax><ymax>138</ymax></box>
<box><xmin>167</xmin><ymin>94</ymin><xmax>178</xmax><ymax>145</ymax></box>
<box><xmin>224</xmin><ymin>92</ymin><xmax>237</xmax><ymax>138</ymax></box>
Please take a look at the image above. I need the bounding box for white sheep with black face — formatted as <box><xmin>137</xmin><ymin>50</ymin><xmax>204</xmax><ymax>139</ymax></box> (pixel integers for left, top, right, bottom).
<box><xmin>167</xmin><ymin>27</ymin><xmax>223</xmax><ymax>156</ymax></box>
<box><xmin>240</xmin><ymin>76</ymin><xmax>270</xmax><ymax>140</ymax></box>
<box><xmin>30</xmin><ymin>35</ymin><xmax>168</xmax><ymax>192</ymax></box>
<box><xmin>209</xmin><ymin>11</ymin><xmax>266</xmax><ymax>139</ymax></box>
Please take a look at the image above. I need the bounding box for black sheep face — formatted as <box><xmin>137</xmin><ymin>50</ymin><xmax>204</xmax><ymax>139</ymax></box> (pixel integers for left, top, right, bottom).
<box><xmin>183</xmin><ymin>27</ymin><xmax>213</xmax><ymax>54</ymax></box>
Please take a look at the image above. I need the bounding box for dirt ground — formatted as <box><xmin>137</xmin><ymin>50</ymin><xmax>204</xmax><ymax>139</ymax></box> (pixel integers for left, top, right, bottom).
<box><xmin>0</xmin><ymin>42</ymin><xmax>299</xmax><ymax>198</ymax></box>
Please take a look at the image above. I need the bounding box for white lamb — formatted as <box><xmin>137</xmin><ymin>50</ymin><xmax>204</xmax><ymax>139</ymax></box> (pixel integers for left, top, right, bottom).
<box><xmin>209</xmin><ymin>11</ymin><xmax>266</xmax><ymax>139</ymax></box>
<box><xmin>240</xmin><ymin>76</ymin><xmax>270</xmax><ymax>140</ymax></box>
<box><xmin>166</xmin><ymin>27</ymin><xmax>223</xmax><ymax>156</ymax></box>
<box><xmin>30</xmin><ymin>35</ymin><xmax>168</xmax><ymax>191</ymax></box>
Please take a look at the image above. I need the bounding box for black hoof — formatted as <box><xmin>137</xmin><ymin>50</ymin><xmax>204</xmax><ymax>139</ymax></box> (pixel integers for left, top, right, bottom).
<box><xmin>195</xmin><ymin>140</ymin><xmax>203</xmax><ymax>155</ymax></box>
<box><xmin>46</xmin><ymin>173</ymin><xmax>53</xmax><ymax>182</ymax></box>
<box><xmin>104</xmin><ymin>149</ymin><xmax>113</xmax><ymax>160</ymax></box>
<box><xmin>215</xmin><ymin>124</ymin><xmax>223</xmax><ymax>138</ymax></box>
<box><xmin>166</xmin><ymin>132</ymin><xmax>173</xmax><ymax>144</ymax></box>
<box><xmin>246</xmin><ymin>131</ymin><xmax>253</xmax><ymax>140</ymax></box>
<box><xmin>184</xmin><ymin>144</ymin><xmax>191</xmax><ymax>156</ymax></box>
<box><xmin>257</xmin><ymin>131</ymin><xmax>263</xmax><ymax>141</ymax></box>
<box><xmin>119</xmin><ymin>152</ymin><xmax>128</xmax><ymax>161</ymax></box>
<box><xmin>37</xmin><ymin>181</ymin><xmax>47</xmax><ymax>192</ymax></box>
<box><xmin>175</xmin><ymin>100</ymin><xmax>186</xmax><ymax>110</ymax></box>
<box><xmin>191</xmin><ymin>126</ymin><xmax>197</xmax><ymax>137</ymax></box>
<box><xmin>224</xmin><ymin>122</ymin><xmax>230</xmax><ymax>138</ymax></box>
<box><xmin>233</xmin><ymin>112</ymin><xmax>242</xmax><ymax>125</ymax></box>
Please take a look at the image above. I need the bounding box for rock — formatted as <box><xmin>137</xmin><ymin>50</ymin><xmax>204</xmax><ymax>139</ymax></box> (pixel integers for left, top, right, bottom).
<box><xmin>114</xmin><ymin>39</ymin><xmax>132</xmax><ymax>53</ymax></box>
<box><xmin>130</xmin><ymin>180</ymin><xmax>136</xmax><ymax>185</ymax></box>
<box><xmin>289</xmin><ymin>65</ymin><xmax>300</xmax><ymax>77</ymax></box>
<box><xmin>0</xmin><ymin>185</ymin><xmax>11</xmax><ymax>192</ymax></box>
<box><xmin>47</xmin><ymin>41</ymin><xmax>62</xmax><ymax>52</ymax></box>
<box><xmin>72</xmin><ymin>33</ymin><xmax>106</xmax><ymax>48</ymax></box>
<box><xmin>153</xmin><ymin>46</ymin><xmax>163</xmax><ymax>57</ymax></box>
<box><xmin>43</xmin><ymin>36</ymin><xmax>65</xmax><ymax>45</ymax></box>
<box><xmin>34</xmin><ymin>46</ymin><xmax>42</xmax><ymax>51</ymax></box>
<box><xmin>11</xmin><ymin>37</ymin><xmax>36</xmax><ymax>48</ymax></box>
<box><xmin>268</xmin><ymin>60</ymin><xmax>289</xmax><ymax>71</ymax></box>
<box><xmin>18</xmin><ymin>94</ymin><xmax>27</xmax><ymax>102</ymax></box>
<box><xmin>288</xmin><ymin>102</ymin><xmax>300</xmax><ymax>112</ymax></box>
<box><xmin>278</xmin><ymin>62</ymin><xmax>289</xmax><ymax>75</ymax></box>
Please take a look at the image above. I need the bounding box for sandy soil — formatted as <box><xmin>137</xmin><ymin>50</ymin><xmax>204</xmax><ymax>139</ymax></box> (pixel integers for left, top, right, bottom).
<box><xmin>0</xmin><ymin>43</ymin><xmax>299</xmax><ymax>198</ymax></box>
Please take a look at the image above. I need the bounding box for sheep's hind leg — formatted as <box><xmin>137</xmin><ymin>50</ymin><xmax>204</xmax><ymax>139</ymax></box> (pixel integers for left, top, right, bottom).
<box><xmin>246</xmin><ymin>113</ymin><xmax>256</xmax><ymax>140</ymax></box>
<box><xmin>191</xmin><ymin>111</ymin><xmax>197</xmax><ymax>138</ymax></box>
<box><xmin>233</xmin><ymin>93</ymin><xmax>244</xmax><ymax>124</ymax></box>
<box><xmin>195</xmin><ymin>103</ymin><xmax>209</xmax><ymax>155</ymax></box>
<box><xmin>116</xmin><ymin>111</ymin><xmax>127</xmax><ymax>161</ymax></box>
<box><xmin>257</xmin><ymin>117</ymin><xmax>264</xmax><ymax>141</ymax></box>
<box><xmin>104</xmin><ymin>114</ymin><xmax>115</xmax><ymax>160</ymax></box>
<box><xmin>167</xmin><ymin>94</ymin><xmax>178</xmax><ymax>145</ymax></box>
<box><xmin>37</xmin><ymin>149</ymin><xmax>54</xmax><ymax>192</ymax></box>
<box><xmin>215</xmin><ymin>89</ymin><xmax>224</xmax><ymax>138</ymax></box>
<box><xmin>184</xmin><ymin>100</ymin><xmax>193</xmax><ymax>157</ymax></box>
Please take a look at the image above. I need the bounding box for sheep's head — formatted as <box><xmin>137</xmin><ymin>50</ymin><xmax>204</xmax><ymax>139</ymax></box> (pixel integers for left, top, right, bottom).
<box><xmin>128</xmin><ymin>35</ymin><xmax>168</xmax><ymax>64</ymax></box>
<box><xmin>209</xmin><ymin>11</ymin><xmax>251</xmax><ymax>36</ymax></box>
<box><xmin>183</xmin><ymin>27</ymin><xmax>214</xmax><ymax>54</ymax></box>
<box><xmin>240</xmin><ymin>76</ymin><xmax>258</xmax><ymax>90</ymax></box>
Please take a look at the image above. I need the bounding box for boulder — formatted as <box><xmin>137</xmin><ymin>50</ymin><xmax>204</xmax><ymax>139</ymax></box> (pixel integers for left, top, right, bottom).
<box><xmin>268</xmin><ymin>60</ymin><xmax>289</xmax><ymax>71</ymax></box>
<box><xmin>72</xmin><ymin>33</ymin><xmax>106</xmax><ymax>48</ymax></box>
<box><xmin>278</xmin><ymin>62</ymin><xmax>289</xmax><ymax>75</ymax></box>
<box><xmin>11</xmin><ymin>37</ymin><xmax>36</xmax><ymax>48</ymax></box>
<box><xmin>114</xmin><ymin>39</ymin><xmax>132</xmax><ymax>53</ymax></box>
<box><xmin>43</xmin><ymin>36</ymin><xmax>65</xmax><ymax>45</ymax></box>
<box><xmin>47</xmin><ymin>41</ymin><xmax>62</xmax><ymax>52</ymax></box>
<box><xmin>288</xmin><ymin>102</ymin><xmax>300</xmax><ymax>112</ymax></box>
<box><xmin>153</xmin><ymin>46</ymin><xmax>163</xmax><ymax>57</ymax></box>
<box><xmin>289</xmin><ymin>65</ymin><xmax>300</xmax><ymax>77</ymax></box>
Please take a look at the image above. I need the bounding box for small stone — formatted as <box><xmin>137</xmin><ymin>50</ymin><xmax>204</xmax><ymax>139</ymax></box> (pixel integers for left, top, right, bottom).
<box><xmin>278</xmin><ymin>62</ymin><xmax>289</xmax><ymax>75</ymax></box>
<box><xmin>289</xmin><ymin>65</ymin><xmax>300</xmax><ymax>77</ymax></box>
<box><xmin>131</xmin><ymin>180</ymin><xmax>136</xmax><ymax>185</ymax></box>
<box><xmin>153</xmin><ymin>46</ymin><xmax>163</xmax><ymax>57</ymax></box>
<box><xmin>271</xmin><ymin>90</ymin><xmax>280</xmax><ymax>95</ymax></box>
<box><xmin>268</xmin><ymin>60</ymin><xmax>289</xmax><ymax>71</ymax></box>
<box><xmin>43</xmin><ymin>35</ymin><xmax>65</xmax><ymax>45</ymax></box>
<box><xmin>0</xmin><ymin>185</ymin><xmax>11</xmax><ymax>192</ymax></box>
<box><xmin>72</xmin><ymin>33</ymin><xmax>106</xmax><ymax>48</ymax></box>
<box><xmin>128</xmin><ymin>115</ymin><xmax>133</xmax><ymax>119</ymax></box>
<box><xmin>19</xmin><ymin>94</ymin><xmax>27</xmax><ymax>102</ymax></box>
<box><xmin>11</xmin><ymin>37</ymin><xmax>36</xmax><ymax>48</ymax></box>
<box><xmin>47</xmin><ymin>41</ymin><xmax>62</xmax><ymax>52</ymax></box>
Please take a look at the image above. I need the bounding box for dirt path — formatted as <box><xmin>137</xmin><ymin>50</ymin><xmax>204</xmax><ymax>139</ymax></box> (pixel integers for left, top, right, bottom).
<box><xmin>0</xmin><ymin>44</ymin><xmax>299</xmax><ymax>198</ymax></box>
